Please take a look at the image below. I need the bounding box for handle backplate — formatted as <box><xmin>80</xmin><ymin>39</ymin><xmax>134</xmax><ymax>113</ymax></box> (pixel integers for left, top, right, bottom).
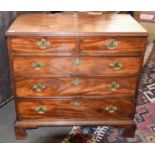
<box><xmin>33</xmin><ymin>83</ymin><xmax>46</xmax><ymax>92</ymax></box>
<box><xmin>110</xmin><ymin>61</ymin><xmax>123</xmax><ymax>70</ymax></box>
<box><xmin>71</xmin><ymin>101</ymin><xmax>81</xmax><ymax>106</ymax></box>
<box><xmin>32</xmin><ymin>61</ymin><xmax>44</xmax><ymax>70</ymax></box>
<box><xmin>36</xmin><ymin>38</ymin><xmax>51</xmax><ymax>49</ymax></box>
<box><xmin>107</xmin><ymin>82</ymin><xmax>120</xmax><ymax>91</ymax></box>
<box><xmin>105</xmin><ymin>39</ymin><xmax>118</xmax><ymax>49</ymax></box>
<box><xmin>105</xmin><ymin>105</ymin><xmax>118</xmax><ymax>113</ymax></box>
<box><xmin>35</xmin><ymin>106</ymin><xmax>47</xmax><ymax>114</ymax></box>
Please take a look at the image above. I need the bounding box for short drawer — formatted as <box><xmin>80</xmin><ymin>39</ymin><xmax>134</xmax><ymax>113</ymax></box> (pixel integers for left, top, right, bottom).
<box><xmin>17</xmin><ymin>99</ymin><xmax>135</xmax><ymax>120</ymax></box>
<box><xmin>15</xmin><ymin>77</ymin><xmax>137</xmax><ymax>98</ymax></box>
<box><xmin>13</xmin><ymin>56</ymin><xmax>141</xmax><ymax>75</ymax></box>
<box><xmin>80</xmin><ymin>37</ymin><xmax>146</xmax><ymax>55</ymax></box>
<box><xmin>9</xmin><ymin>37</ymin><xmax>76</xmax><ymax>54</ymax></box>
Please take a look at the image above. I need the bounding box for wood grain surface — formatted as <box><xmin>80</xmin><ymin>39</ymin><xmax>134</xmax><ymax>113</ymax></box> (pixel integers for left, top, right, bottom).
<box><xmin>80</xmin><ymin>37</ymin><xmax>146</xmax><ymax>55</ymax></box>
<box><xmin>16</xmin><ymin>98</ymin><xmax>135</xmax><ymax>120</ymax></box>
<box><xmin>6</xmin><ymin>13</ymin><xmax>148</xmax><ymax>36</ymax></box>
<box><xmin>12</xmin><ymin>56</ymin><xmax>141</xmax><ymax>75</ymax></box>
<box><xmin>15</xmin><ymin>76</ymin><xmax>138</xmax><ymax>98</ymax></box>
<box><xmin>10</xmin><ymin>37</ymin><xmax>77</xmax><ymax>53</ymax></box>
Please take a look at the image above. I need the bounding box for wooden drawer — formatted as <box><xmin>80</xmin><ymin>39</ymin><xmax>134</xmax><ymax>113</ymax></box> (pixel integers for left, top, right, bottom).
<box><xmin>13</xmin><ymin>56</ymin><xmax>141</xmax><ymax>75</ymax></box>
<box><xmin>15</xmin><ymin>76</ymin><xmax>137</xmax><ymax>98</ymax></box>
<box><xmin>80</xmin><ymin>37</ymin><xmax>146</xmax><ymax>55</ymax></box>
<box><xmin>9</xmin><ymin>37</ymin><xmax>76</xmax><ymax>54</ymax></box>
<box><xmin>17</xmin><ymin>99</ymin><xmax>134</xmax><ymax>120</ymax></box>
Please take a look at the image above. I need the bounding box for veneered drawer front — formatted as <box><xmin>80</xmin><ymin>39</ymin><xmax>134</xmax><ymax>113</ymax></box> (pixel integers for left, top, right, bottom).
<box><xmin>17</xmin><ymin>99</ymin><xmax>134</xmax><ymax>120</ymax></box>
<box><xmin>9</xmin><ymin>37</ymin><xmax>76</xmax><ymax>54</ymax></box>
<box><xmin>13</xmin><ymin>57</ymin><xmax>141</xmax><ymax>75</ymax></box>
<box><xmin>80</xmin><ymin>37</ymin><xmax>146</xmax><ymax>55</ymax></box>
<box><xmin>15</xmin><ymin>77</ymin><xmax>137</xmax><ymax>98</ymax></box>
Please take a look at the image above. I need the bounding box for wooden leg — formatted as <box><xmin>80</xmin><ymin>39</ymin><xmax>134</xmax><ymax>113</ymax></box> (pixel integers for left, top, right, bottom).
<box><xmin>14</xmin><ymin>122</ymin><xmax>38</xmax><ymax>140</ymax></box>
<box><xmin>14</xmin><ymin>125</ymin><xmax>27</xmax><ymax>140</ymax></box>
<box><xmin>119</xmin><ymin>124</ymin><xmax>136</xmax><ymax>138</ymax></box>
<box><xmin>123</xmin><ymin>125</ymin><xmax>136</xmax><ymax>138</ymax></box>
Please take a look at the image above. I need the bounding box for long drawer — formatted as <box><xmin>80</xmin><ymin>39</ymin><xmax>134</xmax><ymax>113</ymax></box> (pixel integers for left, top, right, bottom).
<box><xmin>15</xmin><ymin>76</ymin><xmax>137</xmax><ymax>98</ymax></box>
<box><xmin>12</xmin><ymin>56</ymin><xmax>141</xmax><ymax>75</ymax></box>
<box><xmin>17</xmin><ymin>99</ymin><xmax>135</xmax><ymax>120</ymax></box>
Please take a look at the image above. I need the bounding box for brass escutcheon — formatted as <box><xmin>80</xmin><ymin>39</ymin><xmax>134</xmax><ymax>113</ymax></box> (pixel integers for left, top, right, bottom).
<box><xmin>71</xmin><ymin>78</ymin><xmax>81</xmax><ymax>86</ymax></box>
<box><xmin>72</xmin><ymin>58</ymin><xmax>84</xmax><ymax>66</ymax></box>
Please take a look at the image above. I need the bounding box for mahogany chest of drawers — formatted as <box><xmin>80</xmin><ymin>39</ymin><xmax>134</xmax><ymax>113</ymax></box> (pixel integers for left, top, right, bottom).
<box><xmin>6</xmin><ymin>13</ymin><xmax>148</xmax><ymax>139</ymax></box>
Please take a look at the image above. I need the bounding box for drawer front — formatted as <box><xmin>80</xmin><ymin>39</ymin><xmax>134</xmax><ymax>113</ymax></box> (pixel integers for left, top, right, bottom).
<box><xmin>13</xmin><ymin>57</ymin><xmax>141</xmax><ymax>75</ymax></box>
<box><xmin>15</xmin><ymin>77</ymin><xmax>137</xmax><ymax>98</ymax></box>
<box><xmin>80</xmin><ymin>37</ymin><xmax>146</xmax><ymax>55</ymax></box>
<box><xmin>17</xmin><ymin>99</ymin><xmax>134</xmax><ymax>120</ymax></box>
<box><xmin>10</xmin><ymin>37</ymin><xmax>76</xmax><ymax>54</ymax></box>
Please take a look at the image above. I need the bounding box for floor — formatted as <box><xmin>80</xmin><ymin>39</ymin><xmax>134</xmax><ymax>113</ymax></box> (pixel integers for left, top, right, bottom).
<box><xmin>0</xmin><ymin>100</ymin><xmax>71</xmax><ymax>143</ymax></box>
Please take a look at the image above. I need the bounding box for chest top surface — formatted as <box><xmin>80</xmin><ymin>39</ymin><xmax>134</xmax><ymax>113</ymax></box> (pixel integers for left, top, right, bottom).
<box><xmin>6</xmin><ymin>13</ymin><xmax>148</xmax><ymax>37</ymax></box>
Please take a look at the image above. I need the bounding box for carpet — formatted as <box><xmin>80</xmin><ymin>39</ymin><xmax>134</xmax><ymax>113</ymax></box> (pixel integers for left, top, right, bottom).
<box><xmin>63</xmin><ymin>43</ymin><xmax>155</xmax><ymax>143</ymax></box>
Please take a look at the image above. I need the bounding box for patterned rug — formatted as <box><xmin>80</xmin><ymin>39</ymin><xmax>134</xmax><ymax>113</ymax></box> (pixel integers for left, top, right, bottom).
<box><xmin>63</xmin><ymin>43</ymin><xmax>155</xmax><ymax>143</ymax></box>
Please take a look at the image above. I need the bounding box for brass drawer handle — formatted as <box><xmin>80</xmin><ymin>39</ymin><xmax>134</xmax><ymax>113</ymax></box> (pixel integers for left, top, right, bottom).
<box><xmin>110</xmin><ymin>61</ymin><xmax>123</xmax><ymax>70</ymax></box>
<box><xmin>71</xmin><ymin>78</ymin><xmax>81</xmax><ymax>86</ymax></box>
<box><xmin>36</xmin><ymin>38</ymin><xmax>51</xmax><ymax>49</ymax></box>
<box><xmin>71</xmin><ymin>101</ymin><xmax>81</xmax><ymax>106</ymax></box>
<box><xmin>33</xmin><ymin>83</ymin><xmax>46</xmax><ymax>92</ymax></box>
<box><xmin>32</xmin><ymin>61</ymin><xmax>44</xmax><ymax>70</ymax></box>
<box><xmin>105</xmin><ymin>105</ymin><xmax>118</xmax><ymax>113</ymax></box>
<box><xmin>35</xmin><ymin>106</ymin><xmax>47</xmax><ymax>114</ymax></box>
<box><xmin>72</xmin><ymin>58</ymin><xmax>84</xmax><ymax>66</ymax></box>
<box><xmin>105</xmin><ymin>39</ymin><xmax>118</xmax><ymax>49</ymax></box>
<box><xmin>107</xmin><ymin>82</ymin><xmax>120</xmax><ymax>91</ymax></box>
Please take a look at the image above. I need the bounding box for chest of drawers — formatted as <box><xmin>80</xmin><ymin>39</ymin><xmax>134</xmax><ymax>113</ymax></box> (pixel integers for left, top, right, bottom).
<box><xmin>6</xmin><ymin>13</ymin><xmax>148</xmax><ymax>139</ymax></box>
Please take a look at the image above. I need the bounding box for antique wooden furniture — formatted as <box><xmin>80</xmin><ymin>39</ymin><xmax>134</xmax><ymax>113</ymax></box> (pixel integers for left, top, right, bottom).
<box><xmin>6</xmin><ymin>13</ymin><xmax>148</xmax><ymax>139</ymax></box>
